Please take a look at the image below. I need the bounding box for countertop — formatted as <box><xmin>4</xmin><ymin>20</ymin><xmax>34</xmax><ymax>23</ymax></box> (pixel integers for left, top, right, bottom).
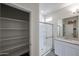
<box><xmin>54</xmin><ymin>37</ymin><xmax>79</xmax><ymax>45</ymax></box>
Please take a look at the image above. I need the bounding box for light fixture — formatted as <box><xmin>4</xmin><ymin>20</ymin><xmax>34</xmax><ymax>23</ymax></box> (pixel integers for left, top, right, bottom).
<box><xmin>76</xmin><ymin>9</ymin><xmax>79</xmax><ymax>13</ymax></box>
<box><xmin>68</xmin><ymin>4</ymin><xmax>79</xmax><ymax>14</ymax></box>
<box><xmin>45</xmin><ymin>17</ymin><xmax>52</xmax><ymax>22</ymax></box>
<box><xmin>73</xmin><ymin>9</ymin><xmax>79</xmax><ymax>14</ymax></box>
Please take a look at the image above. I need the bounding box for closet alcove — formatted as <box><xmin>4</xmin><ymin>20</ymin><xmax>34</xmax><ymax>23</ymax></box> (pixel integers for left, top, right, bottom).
<box><xmin>0</xmin><ymin>3</ymin><xmax>30</xmax><ymax>56</ymax></box>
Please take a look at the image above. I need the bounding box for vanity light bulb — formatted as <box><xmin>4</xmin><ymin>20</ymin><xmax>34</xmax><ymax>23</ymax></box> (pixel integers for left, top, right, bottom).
<box><xmin>76</xmin><ymin>9</ymin><xmax>79</xmax><ymax>13</ymax></box>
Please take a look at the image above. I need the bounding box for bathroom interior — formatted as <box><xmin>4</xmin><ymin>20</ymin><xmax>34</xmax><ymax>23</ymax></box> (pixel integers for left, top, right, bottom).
<box><xmin>39</xmin><ymin>3</ymin><xmax>79</xmax><ymax>56</ymax></box>
<box><xmin>54</xmin><ymin>15</ymin><xmax>79</xmax><ymax>56</ymax></box>
<box><xmin>0</xmin><ymin>3</ymin><xmax>79</xmax><ymax>56</ymax></box>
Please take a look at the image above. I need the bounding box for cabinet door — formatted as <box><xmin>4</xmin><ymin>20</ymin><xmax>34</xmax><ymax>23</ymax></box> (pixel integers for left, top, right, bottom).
<box><xmin>62</xmin><ymin>42</ymin><xmax>79</xmax><ymax>56</ymax></box>
<box><xmin>77</xmin><ymin>49</ymin><xmax>79</xmax><ymax>56</ymax></box>
<box><xmin>55</xmin><ymin>40</ymin><xmax>64</xmax><ymax>56</ymax></box>
<box><xmin>65</xmin><ymin>46</ymin><xmax>78</xmax><ymax>56</ymax></box>
<box><xmin>55</xmin><ymin>40</ymin><xmax>79</xmax><ymax>56</ymax></box>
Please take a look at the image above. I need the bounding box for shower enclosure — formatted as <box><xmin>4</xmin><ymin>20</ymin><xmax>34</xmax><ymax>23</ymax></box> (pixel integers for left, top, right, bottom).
<box><xmin>39</xmin><ymin>22</ymin><xmax>53</xmax><ymax>56</ymax></box>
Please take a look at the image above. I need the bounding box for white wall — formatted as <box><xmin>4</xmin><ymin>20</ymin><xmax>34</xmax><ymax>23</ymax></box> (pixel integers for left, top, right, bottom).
<box><xmin>10</xmin><ymin>3</ymin><xmax>39</xmax><ymax>56</ymax></box>
<box><xmin>45</xmin><ymin>3</ymin><xmax>79</xmax><ymax>39</ymax></box>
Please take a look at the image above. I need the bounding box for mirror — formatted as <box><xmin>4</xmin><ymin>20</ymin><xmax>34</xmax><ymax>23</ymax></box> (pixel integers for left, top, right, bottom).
<box><xmin>63</xmin><ymin>16</ymin><xmax>78</xmax><ymax>38</ymax></box>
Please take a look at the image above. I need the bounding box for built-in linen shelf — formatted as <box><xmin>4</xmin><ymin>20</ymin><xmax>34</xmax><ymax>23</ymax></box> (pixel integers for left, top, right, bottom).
<box><xmin>0</xmin><ymin>28</ymin><xmax>28</xmax><ymax>30</ymax></box>
<box><xmin>0</xmin><ymin>34</ymin><xmax>28</xmax><ymax>39</ymax></box>
<box><xmin>0</xmin><ymin>43</ymin><xmax>27</xmax><ymax>52</ymax></box>
<box><xmin>0</xmin><ymin>4</ymin><xmax>30</xmax><ymax>56</ymax></box>
<box><xmin>0</xmin><ymin>36</ymin><xmax>27</xmax><ymax>41</ymax></box>
<box><xmin>10</xmin><ymin>48</ymin><xmax>29</xmax><ymax>56</ymax></box>
<box><xmin>0</xmin><ymin>17</ymin><xmax>28</xmax><ymax>23</ymax></box>
<box><xmin>1</xmin><ymin>39</ymin><xmax>27</xmax><ymax>47</ymax></box>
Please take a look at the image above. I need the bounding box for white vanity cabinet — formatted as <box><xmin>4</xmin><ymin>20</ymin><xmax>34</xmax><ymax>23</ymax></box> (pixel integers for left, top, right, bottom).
<box><xmin>54</xmin><ymin>39</ymin><xmax>79</xmax><ymax>56</ymax></box>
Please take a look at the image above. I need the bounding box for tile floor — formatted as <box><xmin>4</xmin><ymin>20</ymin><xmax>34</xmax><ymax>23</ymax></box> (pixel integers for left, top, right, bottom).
<box><xmin>46</xmin><ymin>50</ymin><xmax>57</xmax><ymax>56</ymax></box>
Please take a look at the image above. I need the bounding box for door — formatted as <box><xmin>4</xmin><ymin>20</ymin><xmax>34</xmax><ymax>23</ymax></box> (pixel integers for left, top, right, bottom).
<box><xmin>39</xmin><ymin>23</ymin><xmax>53</xmax><ymax>55</ymax></box>
<box><xmin>46</xmin><ymin>24</ymin><xmax>53</xmax><ymax>52</ymax></box>
<box><xmin>39</xmin><ymin>23</ymin><xmax>47</xmax><ymax>55</ymax></box>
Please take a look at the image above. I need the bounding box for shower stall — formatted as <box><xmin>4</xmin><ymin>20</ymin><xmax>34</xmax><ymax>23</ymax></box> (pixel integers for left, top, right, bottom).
<box><xmin>39</xmin><ymin>22</ymin><xmax>53</xmax><ymax>56</ymax></box>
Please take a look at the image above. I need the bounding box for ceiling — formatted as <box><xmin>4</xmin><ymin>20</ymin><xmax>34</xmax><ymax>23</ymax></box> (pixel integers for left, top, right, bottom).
<box><xmin>40</xmin><ymin>3</ymin><xmax>72</xmax><ymax>15</ymax></box>
<box><xmin>10</xmin><ymin>3</ymin><xmax>72</xmax><ymax>16</ymax></box>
